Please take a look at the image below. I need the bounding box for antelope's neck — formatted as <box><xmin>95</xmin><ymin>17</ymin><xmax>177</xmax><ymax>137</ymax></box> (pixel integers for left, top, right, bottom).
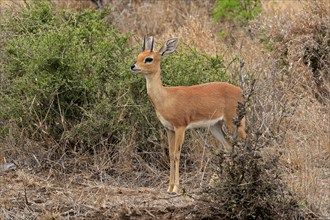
<box><xmin>145</xmin><ymin>71</ymin><xmax>167</xmax><ymax>110</ymax></box>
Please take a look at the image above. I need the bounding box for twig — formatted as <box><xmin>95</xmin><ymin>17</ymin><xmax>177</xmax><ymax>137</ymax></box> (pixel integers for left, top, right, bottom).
<box><xmin>32</xmin><ymin>154</ymin><xmax>41</xmax><ymax>167</ymax></box>
<box><xmin>200</xmin><ymin>157</ymin><xmax>210</xmax><ymax>187</ymax></box>
<box><xmin>144</xmin><ymin>209</ymin><xmax>155</xmax><ymax>218</ymax></box>
<box><xmin>23</xmin><ymin>184</ymin><xmax>30</xmax><ymax>206</ymax></box>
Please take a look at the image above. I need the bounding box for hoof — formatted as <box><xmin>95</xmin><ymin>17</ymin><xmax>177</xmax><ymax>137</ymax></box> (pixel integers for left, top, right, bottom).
<box><xmin>172</xmin><ymin>186</ymin><xmax>180</xmax><ymax>195</ymax></box>
<box><xmin>167</xmin><ymin>191</ymin><xmax>177</xmax><ymax>195</ymax></box>
<box><xmin>167</xmin><ymin>185</ymin><xmax>174</xmax><ymax>193</ymax></box>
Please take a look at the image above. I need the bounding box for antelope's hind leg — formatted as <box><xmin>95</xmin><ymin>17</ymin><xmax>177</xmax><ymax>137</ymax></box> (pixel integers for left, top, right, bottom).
<box><xmin>238</xmin><ymin>116</ymin><xmax>247</xmax><ymax>139</ymax></box>
<box><xmin>210</xmin><ymin>121</ymin><xmax>232</xmax><ymax>152</ymax></box>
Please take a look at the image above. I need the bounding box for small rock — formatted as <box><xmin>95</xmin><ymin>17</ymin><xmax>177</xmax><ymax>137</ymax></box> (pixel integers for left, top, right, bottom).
<box><xmin>0</xmin><ymin>163</ymin><xmax>17</xmax><ymax>172</ymax></box>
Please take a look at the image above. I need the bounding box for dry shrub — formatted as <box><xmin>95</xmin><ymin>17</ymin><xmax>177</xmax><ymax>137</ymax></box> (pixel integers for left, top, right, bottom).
<box><xmin>104</xmin><ymin>0</ymin><xmax>213</xmax><ymax>36</ymax></box>
<box><xmin>244</xmin><ymin>0</ymin><xmax>330</xmax><ymax>217</ymax></box>
<box><xmin>198</xmin><ymin>0</ymin><xmax>329</xmax><ymax>217</ymax></box>
<box><xmin>283</xmin><ymin>98</ymin><xmax>330</xmax><ymax>217</ymax></box>
<box><xmin>107</xmin><ymin>0</ymin><xmax>224</xmax><ymax>57</ymax></box>
<box><xmin>203</xmin><ymin>58</ymin><xmax>307</xmax><ymax>219</ymax></box>
<box><xmin>256</xmin><ymin>0</ymin><xmax>330</xmax><ymax>103</ymax></box>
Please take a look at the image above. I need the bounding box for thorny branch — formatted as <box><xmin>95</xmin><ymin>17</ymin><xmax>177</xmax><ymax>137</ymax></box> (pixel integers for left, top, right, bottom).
<box><xmin>231</xmin><ymin>59</ymin><xmax>255</xmax><ymax>152</ymax></box>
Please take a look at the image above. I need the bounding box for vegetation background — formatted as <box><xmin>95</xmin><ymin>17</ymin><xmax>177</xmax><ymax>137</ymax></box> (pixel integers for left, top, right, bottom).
<box><xmin>0</xmin><ymin>0</ymin><xmax>329</xmax><ymax>219</ymax></box>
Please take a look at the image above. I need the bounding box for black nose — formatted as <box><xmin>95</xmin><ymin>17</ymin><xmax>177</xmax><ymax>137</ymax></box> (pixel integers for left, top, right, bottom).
<box><xmin>131</xmin><ymin>61</ymin><xmax>137</xmax><ymax>71</ymax></box>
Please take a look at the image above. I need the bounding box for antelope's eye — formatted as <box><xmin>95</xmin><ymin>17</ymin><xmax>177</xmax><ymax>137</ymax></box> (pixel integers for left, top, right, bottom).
<box><xmin>144</xmin><ymin>57</ymin><xmax>154</xmax><ymax>63</ymax></box>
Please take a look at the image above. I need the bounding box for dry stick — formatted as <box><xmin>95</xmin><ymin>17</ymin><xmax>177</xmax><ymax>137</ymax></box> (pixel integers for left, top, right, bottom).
<box><xmin>144</xmin><ymin>209</ymin><xmax>155</xmax><ymax>218</ymax></box>
<box><xmin>232</xmin><ymin>58</ymin><xmax>255</xmax><ymax>154</ymax></box>
<box><xmin>200</xmin><ymin>157</ymin><xmax>210</xmax><ymax>188</ymax></box>
<box><xmin>32</xmin><ymin>154</ymin><xmax>41</xmax><ymax>167</ymax></box>
<box><xmin>231</xmin><ymin>60</ymin><xmax>245</xmax><ymax>153</ymax></box>
<box><xmin>199</xmin><ymin>140</ymin><xmax>206</xmax><ymax>174</ymax></box>
<box><xmin>23</xmin><ymin>184</ymin><xmax>30</xmax><ymax>206</ymax></box>
<box><xmin>57</xmin><ymin>93</ymin><xmax>68</xmax><ymax>133</ymax></box>
<box><xmin>192</xmin><ymin>129</ymin><xmax>212</xmax><ymax>187</ymax></box>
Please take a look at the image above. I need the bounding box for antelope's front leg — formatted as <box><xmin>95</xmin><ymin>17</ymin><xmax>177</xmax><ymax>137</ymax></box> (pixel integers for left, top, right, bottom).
<box><xmin>172</xmin><ymin>127</ymin><xmax>186</xmax><ymax>194</ymax></box>
<box><xmin>167</xmin><ymin>129</ymin><xmax>175</xmax><ymax>193</ymax></box>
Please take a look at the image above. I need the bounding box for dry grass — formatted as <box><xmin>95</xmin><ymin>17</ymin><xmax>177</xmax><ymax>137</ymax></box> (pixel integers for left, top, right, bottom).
<box><xmin>283</xmin><ymin>99</ymin><xmax>330</xmax><ymax>217</ymax></box>
<box><xmin>254</xmin><ymin>1</ymin><xmax>330</xmax><ymax>217</ymax></box>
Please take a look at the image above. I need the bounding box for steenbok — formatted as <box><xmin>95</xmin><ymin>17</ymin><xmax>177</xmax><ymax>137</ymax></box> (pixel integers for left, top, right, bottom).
<box><xmin>130</xmin><ymin>37</ymin><xmax>246</xmax><ymax>194</ymax></box>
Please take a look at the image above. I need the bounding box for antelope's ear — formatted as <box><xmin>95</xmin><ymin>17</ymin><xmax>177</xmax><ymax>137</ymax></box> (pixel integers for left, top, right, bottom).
<box><xmin>159</xmin><ymin>38</ymin><xmax>179</xmax><ymax>56</ymax></box>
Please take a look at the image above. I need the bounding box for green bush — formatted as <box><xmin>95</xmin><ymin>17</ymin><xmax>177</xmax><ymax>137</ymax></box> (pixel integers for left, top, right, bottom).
<box><xmin>1</xmin><ymin>1</ymin><xmax>228</xmax><ymax>162</ymax></box>
<box><xmin>162</xmin><ymin>46</ymin><xmax>227</xmax><ymax>86</ymax></box>
<box><xmin>213</xmin><ymin>0</ymin><xmax>261</xmax><ymax>25</ymax></box>
<box><xmin>1</xmin><ymin>1</ymin><xmax>133</xmax><ymax>145</ymax></box>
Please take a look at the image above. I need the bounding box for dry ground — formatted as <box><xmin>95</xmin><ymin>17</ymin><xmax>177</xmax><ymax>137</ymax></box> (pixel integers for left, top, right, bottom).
<box><xmin>1</xmin><ymin>168</ymin><xmax>206</xmax><ymax>219</ymax></box>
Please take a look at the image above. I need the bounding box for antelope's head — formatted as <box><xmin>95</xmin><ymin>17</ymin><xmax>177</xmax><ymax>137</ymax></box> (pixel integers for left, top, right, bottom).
<box><xmin>130</xmin><ymin>37</ymin><xmax>179</xmax><ymax>77</ymax></box>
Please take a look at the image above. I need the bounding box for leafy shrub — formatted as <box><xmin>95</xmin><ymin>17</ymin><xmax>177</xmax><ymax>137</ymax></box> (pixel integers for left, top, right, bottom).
<box><xmin>2</xmin><ymin>1</ymin><xmax>132</xmax><ymax>145</ymax></box>
<box><xmin>213</xmin><ymin>0</ymin><xmax>261</xmax><ymax>25</ymax></box>
<box><xmin>162</xmin><ymin>45</ymin><xmax>227</xmax><ymax>86</ymax></box>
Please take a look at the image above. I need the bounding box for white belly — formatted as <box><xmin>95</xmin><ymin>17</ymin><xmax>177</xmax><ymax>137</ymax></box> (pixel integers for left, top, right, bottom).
<box><xmin>157</xmin><ymin>113</ymin><xmax>223</xmax><ymax>131</ymax></box>
<box><xmin>186</xmin><ymin>117</ymin><xmax>223</xmax><ymax>129</ymax></box>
